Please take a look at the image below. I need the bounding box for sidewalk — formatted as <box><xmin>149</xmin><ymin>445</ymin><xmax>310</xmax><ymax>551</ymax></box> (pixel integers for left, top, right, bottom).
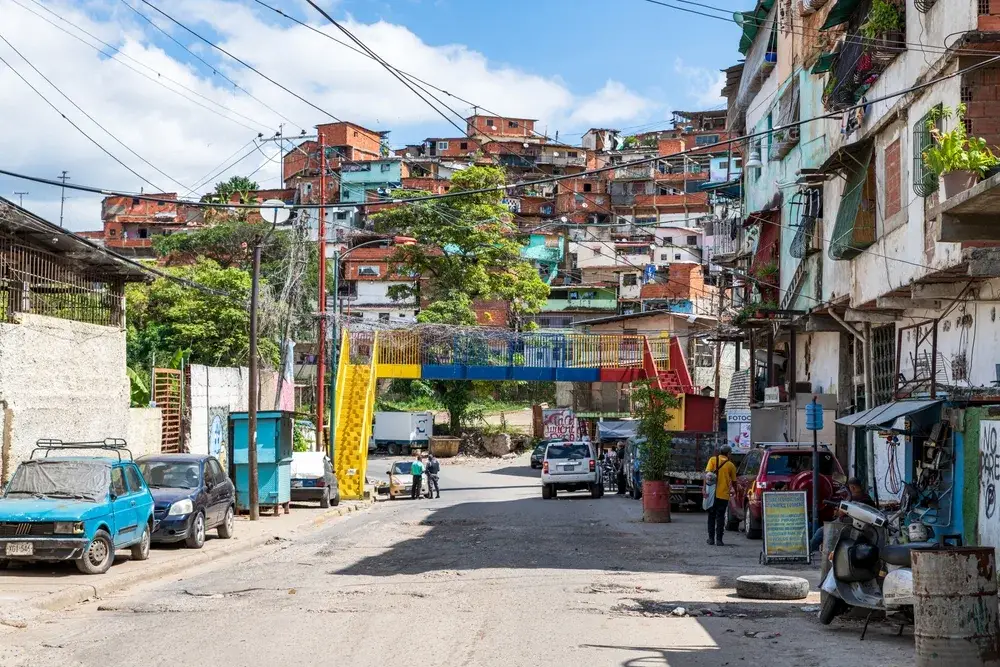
<box><xmin>0</xmin><ymin>500</ymin><xmax>369</xmax><ymax>620</ymax></box>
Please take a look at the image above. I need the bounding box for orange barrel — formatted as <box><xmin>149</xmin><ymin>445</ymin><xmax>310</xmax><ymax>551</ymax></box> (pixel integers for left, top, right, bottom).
<box><xmin>642</xmin><ymin>481</ymin><xmax>672</xmax><ymax>523</ymax></box>
<box><xmin>913</xmin><ymin>547</ymin><xmax>1000</xmax><ymax>666</ymax></box>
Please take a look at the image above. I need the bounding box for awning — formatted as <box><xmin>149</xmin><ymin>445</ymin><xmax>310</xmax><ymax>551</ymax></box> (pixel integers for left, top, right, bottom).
<box><xmin>811</xmin><ymin>52</ymin><xmax>837</xmax><ymax>74</ymax></box>
<box><xmin>835</xmin><ymin>399</ymin><xmax>943</xmax><ymax>429</ymax></box>
<box><xmin>826</xmin><ymin>139</ymin><xmax>875</xmax><ymax>260</ymax></box>
<box><xmin>820</xmin><ymin>0</ymin><xmax>862</xmax><ymax>30</ymax></box>
<box><xmin>736</xmin><ymin>0</ymin><xmax>777</xmax><ymax>55</ymax></box>
<box><xmin>596</xmin><ymin>420</ymin><xmax>639</xmax><ymax>441</ymax></box>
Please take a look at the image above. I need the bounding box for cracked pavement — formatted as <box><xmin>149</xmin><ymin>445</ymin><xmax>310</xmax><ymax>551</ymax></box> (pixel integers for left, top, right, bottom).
<box><xmin>0</xmin><ymin>455</ymin><xmax>912</xmax><ymax>666</ymax></box>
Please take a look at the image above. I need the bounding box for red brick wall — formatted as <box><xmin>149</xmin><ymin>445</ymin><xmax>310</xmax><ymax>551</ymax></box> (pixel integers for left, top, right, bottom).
<box><xmin>639</xmin><ymin>264</ymin><xmax>706</xmax><ymax>300</ymax></box>
<box><xmin>428</xmin><ymin>138</ymin><xmax>481</xmax><ymax>157</ymax></box>
<box><xmin>658</xmin><ymin>138</ymin><xmax>686</xmax><ymax>156</ymax></box>
<box><xmin>466</xmin><ymin>115</ymin><xmax>536</xmax><ymax>138</ymax></box>
<box><xmin>884</xmin><ymin>138</ymin><xmax>902</xmax><ymax>219</ymax></box>
<box><xmin>282</xmin><ymin>141</ymin><xmax>317</xmax><ymax>181</ymax></box>
<box><xmin>962</xmin><ymin>63</ymin><xmax>1000</xmax><ymax>151</ymax></box>
<box><xmin>317</xmin><ymin>122</ymin><xmax>382</xmax><ymax>160</ymax></box>
<box><xmin>402</xmin><ymin>177</ymin><xmax>450</xmax><ymax>194</ymax></box>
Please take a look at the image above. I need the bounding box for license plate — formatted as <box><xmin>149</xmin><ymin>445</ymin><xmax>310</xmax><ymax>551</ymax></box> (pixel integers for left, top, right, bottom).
<box><xmin>561</xmin><ymin>464</ymin><xmax>577</xmax><ymax>471</ymax></box>
<box><xmin>291</xmin><ymin>480</ymin><xmax>303</xmax><ymax>488</ymax></box>
<box><xmin>5</xmin><ymin>542</ymin><xmax>32</xmax><ymax>557</ymax></box>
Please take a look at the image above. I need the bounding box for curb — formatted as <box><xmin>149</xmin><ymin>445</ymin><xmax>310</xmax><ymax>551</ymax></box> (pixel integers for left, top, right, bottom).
<box><xmin>33</xmin><ymin>500</ymin><xmax>372</xmax><ymax>612</ymax></box>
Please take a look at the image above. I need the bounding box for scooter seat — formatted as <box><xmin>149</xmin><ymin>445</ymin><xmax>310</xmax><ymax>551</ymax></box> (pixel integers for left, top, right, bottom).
<box><xmin>882</xmin><ymin>541</ymin><xmax>937</xmax><ymax>566</ymax></box>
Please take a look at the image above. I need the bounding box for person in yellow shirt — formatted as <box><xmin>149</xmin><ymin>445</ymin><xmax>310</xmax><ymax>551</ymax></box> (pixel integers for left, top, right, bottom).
<box><xmin>705</xmin><ymin>445</ymin><xmax>738</xmax><ymax>546</ymax></box>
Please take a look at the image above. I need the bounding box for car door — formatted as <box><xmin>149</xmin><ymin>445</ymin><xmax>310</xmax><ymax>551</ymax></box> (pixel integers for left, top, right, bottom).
<box><xmin>206</xmin><ymin>459</ymin><xmax>231</xmax><ymax>526</ymax></box>
<box><xmin>110</xmin><ymin>465</ymin><xmax>136</xmax><ymax>547</ymax></box>
<box><xmin>735</xmin><ymin>450</ymin><xmax>762</xmax><ymax>517</ymax></box>
<box><xmin>124</xmin><ymin>463</ymin><xmax>153</xmax><ymax>536</ymax></box>
<box><xmin>325</xmin><ymin>457</ymin><xmax>338</xmax><ymax>498</ymax></box>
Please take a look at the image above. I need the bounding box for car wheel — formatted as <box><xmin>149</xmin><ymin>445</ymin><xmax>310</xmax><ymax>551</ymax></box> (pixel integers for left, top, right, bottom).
<box><xmin>725</xmin><ymin>505</ymin><xmax>740</xmax><ymax>532</ymax></box>
<box><xmin>542</xmin><ymin>484</ymin><xmax>552</xmax><ymax>500</ymax></box>
<box><xmin>217</xmin><ymin>505</ymin><xmax>235</xmax><ymax>539</ymax></box>
<box><xmin>590</xmin><ymin>483</ymin><xmax>601</xmax><ymax>499</ymax></box>
<box><xmin>819</xmin><ymin>592</ymin><xmax>847</xmax><ymax>625</ymax></box>
<box><xmin>185</xmin><ymin>511</ymin><xmax>206</xmax><ymax>549</ymax></box>
<box><xmin>744</xmin><ymin>504</ymin><xmax>762</xmax><ymax>540</ymax></box>
<box><xmin>76</xmin><ymin>529</ymin><xmax>114</xmax><ymax>575</ymax></box>
<box><xmin>130</xmin><ymin>523</ymin><xmax>151</xmax><ymax>561</ymax></box>
<box><xmin>320</xmin><ymin>488</ymin><xmax>331</xmax><ymax>508</ymax></box>
<box><xmin>332</xmin><ymin>491</ymin><xmax>341</xmax><ymax>507</ymax></box>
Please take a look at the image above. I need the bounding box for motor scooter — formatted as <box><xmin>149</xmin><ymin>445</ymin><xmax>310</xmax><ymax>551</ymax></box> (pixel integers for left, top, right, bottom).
<box><xmin>818</xmin><ymin>497</ymin><xmax>937</xmax><ymax>635</ymax></box>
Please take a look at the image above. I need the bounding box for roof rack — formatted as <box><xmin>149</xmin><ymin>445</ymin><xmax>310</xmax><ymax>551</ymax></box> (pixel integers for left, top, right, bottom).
<box><xmin>30</xmin><ymin>438</ymin><xmax>133</xmax><ymax>462</ymax></box>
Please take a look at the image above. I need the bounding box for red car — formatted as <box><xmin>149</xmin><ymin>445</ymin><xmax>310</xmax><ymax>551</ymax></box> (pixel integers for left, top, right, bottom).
<box><xmin>726</xmin><ymin>444</ymin><xmax>847</xmax><ymax>539</ymax></box>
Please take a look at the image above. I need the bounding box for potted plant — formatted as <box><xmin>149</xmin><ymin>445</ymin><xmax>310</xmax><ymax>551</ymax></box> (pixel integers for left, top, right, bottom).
<box><xmin>924</xmin><ymin>104</ymin><xmax>1000</xmax><ymax>198</ymax></box>
<box><xmin>633</xmin><ymin>379</ymin><xmax>680</xmax><ymax>523</ymax></box>
<box><xmin>861</xmin><ymin>0</ymin><xmax>904</xmax><ymax>54</ymax></box>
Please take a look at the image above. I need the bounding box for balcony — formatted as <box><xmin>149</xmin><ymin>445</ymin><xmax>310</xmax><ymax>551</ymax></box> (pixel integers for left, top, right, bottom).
<box><xmin>538</xmin><ymin>153</ymin><xmax>587</xmax><ymax>167</ymax></box>
<box><xmin>613</xmin><ymin>163</ymin><xmax>655</xmax><ymax>180</ymax></box>
<box><xmin>933</xmin><ymin>172</ymin><xmax>1000</xmax><ymax>242</ymax></box>
<box><xmin>107</xmin><ymin>237</ymin><xmax>153</xmax><ymax>249</ymax></box>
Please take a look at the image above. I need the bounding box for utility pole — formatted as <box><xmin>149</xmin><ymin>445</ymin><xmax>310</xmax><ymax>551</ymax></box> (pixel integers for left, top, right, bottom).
<box><xmin>57</xmin><ymin>171</ymin><xmax>69</xmax><ymax>227</ymax></box>
<box><xmin>13</xmin><ymin>192</ymin><xmax>27</xmax><ymax>207</ymax></box>
<box><xmin>329</xmin><ymin>247</ymin><xmax>339</xmax><ymax>460</ymax></box>
<box><xmin>712</xmin><ymin>272</ymin><xmax>725</xmax><ymax>434</ymax></box>
<box><xmin>316</xmin><ymin>134</ymin><xmax>328</xmax><ymax>452</ymax></box>
<box><xmin>247</xmin><ymin>236</ymin><xmax>262</xmax><ymax>521</ymax></box>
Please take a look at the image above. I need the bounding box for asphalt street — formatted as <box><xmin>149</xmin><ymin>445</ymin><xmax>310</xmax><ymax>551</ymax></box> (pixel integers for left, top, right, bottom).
<box><xmin>0</xmin><ymin>455</ymin><xmax>912</xmax><ymax>666</ymax></box>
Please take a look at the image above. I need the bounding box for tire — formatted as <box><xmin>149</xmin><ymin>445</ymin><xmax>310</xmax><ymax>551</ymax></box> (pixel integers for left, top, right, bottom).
<box><xmin>185</xmin><ymin>512</ymin><xmax>206</xmax><ymax>549</ymax></box>
<box><xmin>76</xmin><ymin>529</ymin><xmax>114</xmax><ymax>575</ymax></box>
<box><xmin>590</xmin><ymin>483</ymin><xmax>601</xmax><ymax>499</ymax></box>
<box><xmin>332</xmin><ymin>491</ymin><xmax>341</xmax><ymax>507</ymax></box>
<box><xmin>735</xmin><ymin>575</ymin><xmax>810</xmax><ymax>600</ymax></box>
<box><xmin>551</xmin><ymin>486</ymin><xmax>558</xmax><ymax>499</ymax></box>
<box><xmin>744</xmin><ymin>498</ymin><xmax>762</xmax><ymax>539</ymax></box>
<box><xmin>725</xmin><ymin>505</ymin><xmax>740</xmax><ymax>532</ymax></box>
<box><xmin>130</xmin><ymin>523</ymin><xmax>151</xmax><ymax>561</ymax></box>
<box><xmin>320</xmin><ymin>488</ymin><xmax>331</xmax><ymax>508</ymax></box>
<box><xmin>542</xmin><ymin>484</ymin><xmax>552</xmax><ymax>500</ymax></box>
<box><xmin>819</xmin><ymin>592</ymin><xmax>847</xmax><ymax>625</ymax></box>
<box><xmin>217</xmin><ymin>505</ymin><xmax>235</xmax><ymax>539</ymax></box>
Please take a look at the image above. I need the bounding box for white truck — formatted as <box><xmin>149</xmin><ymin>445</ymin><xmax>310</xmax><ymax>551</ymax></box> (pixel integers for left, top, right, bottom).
<box><xmin>369</xmin><ymin>411</ymin><xmax>433</xmax><ymax>455</ymax></box>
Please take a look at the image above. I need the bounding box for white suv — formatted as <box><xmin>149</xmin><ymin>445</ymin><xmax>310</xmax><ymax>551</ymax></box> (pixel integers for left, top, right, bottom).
<box><xmin>541</xmin><ymin>441</ymin><xmax>603</xmax><ymax>500</ymax></box>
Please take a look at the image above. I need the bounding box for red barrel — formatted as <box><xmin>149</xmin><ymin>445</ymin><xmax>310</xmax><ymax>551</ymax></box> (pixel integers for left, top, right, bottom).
<box><xmin>642</xmin><ymin>481</ymin><xmax>671</xmax><ymax>523</ymax></box>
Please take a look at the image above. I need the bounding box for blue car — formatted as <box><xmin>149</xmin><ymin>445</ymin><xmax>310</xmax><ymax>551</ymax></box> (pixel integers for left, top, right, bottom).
<box><xmin>137</xmin><ymin>454</ymin><xmax>235</xmax><ymax>548</ymax></box>
<box><xmin>0</xmin><ymin>440</ymin><xmax>155</xmax><ymax>575</ymax></box>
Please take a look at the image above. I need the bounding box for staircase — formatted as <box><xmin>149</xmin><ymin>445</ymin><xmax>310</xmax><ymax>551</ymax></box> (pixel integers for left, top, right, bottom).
<box><xmin>333</xmin><ymin>333</ymin><xmax>378</xmax><ymax>500</ymax></box>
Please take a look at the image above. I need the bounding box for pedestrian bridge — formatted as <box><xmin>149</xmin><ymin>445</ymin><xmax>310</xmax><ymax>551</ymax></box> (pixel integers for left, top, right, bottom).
<box><xmin>332</xmin><ymin>329</ymin><xmax>694</xmax><ymax>499</ymax></box>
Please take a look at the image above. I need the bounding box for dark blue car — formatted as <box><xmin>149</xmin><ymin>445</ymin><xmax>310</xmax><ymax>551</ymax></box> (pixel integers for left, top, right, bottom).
<box><xmin>137</xmin><ymin>455</ymin><xmax>235</xmax><ymax>549</ymax></box>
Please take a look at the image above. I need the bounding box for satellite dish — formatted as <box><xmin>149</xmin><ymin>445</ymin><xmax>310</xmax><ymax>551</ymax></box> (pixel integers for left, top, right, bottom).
<box><xmin>260</xmin><ymin>199</ymin><xmax>290</xmax><ymax>225</ymax></box>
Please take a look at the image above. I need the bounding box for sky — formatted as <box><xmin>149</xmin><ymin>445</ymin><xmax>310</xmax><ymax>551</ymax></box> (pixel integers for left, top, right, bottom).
<box><xmin>0</xmin><ymin>0</ymin><xmax>748</xmax><ymax>231</ymax></box>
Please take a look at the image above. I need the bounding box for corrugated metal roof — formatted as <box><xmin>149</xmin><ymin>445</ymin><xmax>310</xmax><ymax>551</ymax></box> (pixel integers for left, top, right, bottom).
<box><xmin>835</xmin><ymin>399</ymin><xmax>943</xmax><ymax>428</ymax></box>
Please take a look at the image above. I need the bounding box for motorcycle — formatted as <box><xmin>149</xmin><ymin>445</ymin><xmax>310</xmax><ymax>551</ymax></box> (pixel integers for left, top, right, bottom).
<box><xmin>818</xmin><ymin>490</ymin><xmax>937</xmax><ymax>632</ymax></box>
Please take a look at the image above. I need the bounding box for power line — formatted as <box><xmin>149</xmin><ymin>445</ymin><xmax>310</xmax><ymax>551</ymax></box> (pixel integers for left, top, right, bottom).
<box><xmin>10</xmin><ymin>0</ymin><xmax>271</xmax><ymax>133</ymax></box>
<box><xmin>138</xmin><ymin>0</ymin><xmax>334</xmax><ymax>128</ymax></box>
<box><xmin>0</xmin><ymin>29</ymin><xmax>193</xmax><ymax>193</ymax></box>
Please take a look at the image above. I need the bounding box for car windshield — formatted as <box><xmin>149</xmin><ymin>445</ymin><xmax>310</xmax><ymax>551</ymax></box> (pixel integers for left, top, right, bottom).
<box><xmin>139</xmin><ymin>461</ymin><xmax>201</xmax><ymax>489</ymax></box>
<box><xmin>392</xmin><ymin>462</ymin><xmax>413</xmax><ymax>475</ymax></box>
<box><xmin>4</xmin><ymin>460</ymin><xmax>110</xmax><ymax>501</ymax></box>
<box><xmin>533</xmin><ymin>445</ymin><xmax>546</xmax><ymax>455</ymax></box>
<box><xmin>546</xmin><ymin>444</ymin><xmax>591</xmax><ymax>460</ymax></box>
<box><xmin>765</xmin><ymin>452</ymin><xmax>837</xmax><ymax>476</ymax></box>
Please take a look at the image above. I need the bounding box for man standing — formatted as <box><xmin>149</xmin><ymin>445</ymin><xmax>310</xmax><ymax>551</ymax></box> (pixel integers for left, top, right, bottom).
<box><xmin>705</xmin><ymin>445</ymin><xmax>737</xmax><ymax>546</ymax></box>
<box><xmin>615</xmin><ymin>443</ymin><xmax>627</xmax><ymax>495</ymax></box>
<box><xmin>425</xmin><ymin>453</ymin><xmax>441</xmax><ymax>499</ymax></box>
<box><xmin>410</xmin><ymin>452</ymin><xmax>424</xmax><ymax>500</ymax></box>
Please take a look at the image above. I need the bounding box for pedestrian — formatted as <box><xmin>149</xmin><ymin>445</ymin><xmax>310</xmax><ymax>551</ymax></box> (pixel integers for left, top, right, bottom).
<box><xmin>616</xmin><ymin>443</ymin><xmax>627</xmax><ymax>495</ymax></box>
<box><xmin>410</xmin><ymin>451</ymin><xmax>424</xmax><ymax>500</ymax></box>
<box><xmin>425</xmin><ymin>452</ymin><xmax>441</xmax><ymax>499</ymax></box>
<box><xmin>809</xmin><ymin>477</ymin><xmax>876</xmax><ymax>552</ymax></box>
<box><xmin>705</xmin><ymin>445</ymin><xmax>737</xmax><ymax>546</ymax></box>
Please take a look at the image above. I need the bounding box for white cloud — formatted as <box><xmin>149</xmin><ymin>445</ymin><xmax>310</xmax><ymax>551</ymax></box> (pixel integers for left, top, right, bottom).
<box><xmin>0</xmin><ymin>0</ymin><xmax>660</xmax><ymax>230</ymax></box>
<box><xmin>673</xmin><ymin>58</ymin><xmax>726</xmax><ymax>109</ymax></box>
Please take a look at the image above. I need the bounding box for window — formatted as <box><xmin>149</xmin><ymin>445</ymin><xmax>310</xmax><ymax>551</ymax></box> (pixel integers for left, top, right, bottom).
<box><xmin>695</xmin><ymin>134</ymin><xmax>720</xmax><ymax>146</ymax></box>
<box><xmin>581</xmin><ymin>291</ymin><xmax>596</xmax><ymax>299</ymax></box>
<box><xmin>664</xmin><ymin>236</ymin><xmax>673</xmax><ymax>245</ymax></box>
<box><xmin>766</xmin><ymin>452</ymin><xmax>837</xmax><ymax>476</ymax></box>
<box><xmin>381</xmin><ymin>163</ymin><xmax>391</xmax><ymax>172</ymax></box>
<box><xmin>568</xmin><ymin>151</ymin><xmax>578</xmax><ymax>158</ymax></box>
<box><xmin>569</xmin><ymin>291</ymin><xmax>579</xmax><ymax>299</ymax></box>
<box><xmin>353</xmin><ymin>131</ymin><xmax>359</xmax><ymax>137</ymax></box>
<box><xmin>124</xmin><ymin>465</ymin><xmax>144</xmax><ymax>493</ymax></box>
<box><xmin>208</xmin><ymin>459</ymin><xmax>226</xmax><ymax>481</ymax></box>
<box><xmin>109</xmin><ymin>229</ymin><xmax>116</xmax><ymax>237</ymax></box>
<box><xmin>398</xmin><ymin>313</ymin><xmax>408</xmax><ymax>318</ymax></box>
<box><xmin>131</xmin><ymin>197</ymin><xmax>140</xmax><ymax>206</ymax></box>
<box><xmin>674</xmin><ymin>254</ymin><xmax>682</xmax><ymax>260</ymax></box>
<box><xmin>437</xmin><ymin>141</ymin><xmax>449</xmax><ymax>150</ymax></box>
<box><xmin>623</xmin><ymin>274</ymin><xmax>638</xmax><ymax>286</ymax></box>
<box><xmin>379</xmin><ymin>313</ymin><xmax>390</xmax><ymax>322</ymax></box>
<box><xmin>484</xmin><ymin>117</ymin><xmax>495</xmax><ymax>126</ymax></box>
<box><xmin>110</xmin><ymin>467</ymin><xmax>126</xmax><ymax>497</ymax></box>
<box><xmin>137</xmin><ymin>228</ymin><xmax>148</xmax><ymax>239</ymax></box>
<box><xmin>336</xmin><ymin>211</ymin><xmax>347</xmax><ymax>220</ymax></box>
<box><xmin>583</xmin><ymin>183</ymin><xmax>592</xmax><ymax>192</ymax></box>
<box><xmin>508</xmin><ymin>120</ymin><xmax>519</xmax><ymax>128</ymax></box>
<box><xmin>695</xmin><ymin>340</ymin><xmax>714</xmax><ymax>367</ymax></box>
<box><xmin>460</xmin><ymin>142</ymin><xmax>468</xmax><ymax>150</ymax></box>
<box><xmin>733</xmin><ymin>157</ymin><xmax>743</xmax><ymax>170</ymax></box>
<box><xmin>687</xmin><ymin>235</ymin><xmax>697</xmax><ymax>245</ymax></box>
<box><xmin>358</xmin><ymin>265</ymin><xmax>381</xmax><ymax>277</ymax></box>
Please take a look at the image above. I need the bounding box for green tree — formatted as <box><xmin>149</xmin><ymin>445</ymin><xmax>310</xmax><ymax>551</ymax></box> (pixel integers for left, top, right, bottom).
<box><xmin>632</xmin><ymin>379</ymin><xmax>680</xmax><ymax>482</ymax></box>
<box><xmin>369</xmin><ymin>166</ymin><xmax>549</xmax><ymax>434</ymax></box>
<box><xmin>126</xmin><ymin>258</ymin><xmax>280</xmax><ymax>370</ymax></box>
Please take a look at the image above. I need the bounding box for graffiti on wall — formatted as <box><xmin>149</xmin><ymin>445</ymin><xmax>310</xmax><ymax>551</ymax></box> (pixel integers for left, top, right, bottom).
<box><xmin>542</xmin><ymin>409</ymin><xmax>578</xmax><ymax>441</ymax></box>
<box><xmin>209</xmin><ymin>406</ymin><xmax>230</xmax><ymax>473</ymax></box>
<box><xmin>979</xmin><ymin>421</ymin><xmax>1000</xmax><ymax>548</ymax></box>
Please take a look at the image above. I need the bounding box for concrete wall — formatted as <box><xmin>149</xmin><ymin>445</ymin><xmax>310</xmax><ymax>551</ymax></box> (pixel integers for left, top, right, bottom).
<box><xmin>796</xmin><ymin>331</ymin><xmax>842</xmax><ymax>395</ymax></box>
<box><xmin>0</xmin><ymin>314</ymin><xmax>129</xmax><ymax>483</ymax></box>
<box><xmin>127</xmin><ymin>407</ymin><xmax>163</xmax><ymax>458</ymax></box>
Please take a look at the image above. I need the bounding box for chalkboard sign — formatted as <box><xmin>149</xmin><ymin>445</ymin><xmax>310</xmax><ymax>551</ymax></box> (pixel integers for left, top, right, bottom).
<box><xmin>762</xmin><ymin>491</ymin><xmax>810</xmax><ymax>564</ymax></box>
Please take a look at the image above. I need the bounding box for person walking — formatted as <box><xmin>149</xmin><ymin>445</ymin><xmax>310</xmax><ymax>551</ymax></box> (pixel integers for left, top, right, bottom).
<box><xmin>425</xmin><ymin>453</ymin><xmax>441</xmax><ymax>499</ymax></box>
<box><xmin>705</xmin><ymin>445</ymin><xmax>737</xmax><ymax>546</ymax></box>
<box><xmin>410</xmin><ymin>452</ymin><xmax>424</xmax><ymax>500</ymax></box>
<box><xmin>615</xmin><ymin>443</ymin><xmax>627</xmax><ymax>495</ymax></box>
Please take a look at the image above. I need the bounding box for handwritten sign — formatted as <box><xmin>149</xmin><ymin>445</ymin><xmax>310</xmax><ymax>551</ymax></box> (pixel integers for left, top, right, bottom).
<box><xmin>762</xmin><ymin>491</ymin><xmax>810</xmax><ymax>564</ymax></box>
<box><xmin>979</xmin><ymin>421</ymin><xmax>1000</xmax><ymax>550</ymax></box>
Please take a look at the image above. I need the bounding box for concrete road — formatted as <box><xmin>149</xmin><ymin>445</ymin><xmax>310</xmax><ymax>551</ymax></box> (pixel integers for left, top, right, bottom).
<box><xmin>0</xmin><ymin>456</ymin><xmax>912</xmax><ymax>666</ymax></box>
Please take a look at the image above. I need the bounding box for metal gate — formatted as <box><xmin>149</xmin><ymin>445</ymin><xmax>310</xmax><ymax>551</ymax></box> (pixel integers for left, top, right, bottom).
<box><xmin>153</xmin><ymin>368</ymin><xmax>183</xmax><ymax>453</ymax></box>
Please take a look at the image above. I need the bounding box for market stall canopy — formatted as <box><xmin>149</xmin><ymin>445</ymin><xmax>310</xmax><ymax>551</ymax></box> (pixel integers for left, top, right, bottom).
<box><xmin>835</xmin><ymin>399</ymin><xmax>943</xmax><ymax>429</ymax></box>
<box><xmin>597</xmin><ymin>420</ymin><xmax>639</xmax><ymax>441</ymax></box>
